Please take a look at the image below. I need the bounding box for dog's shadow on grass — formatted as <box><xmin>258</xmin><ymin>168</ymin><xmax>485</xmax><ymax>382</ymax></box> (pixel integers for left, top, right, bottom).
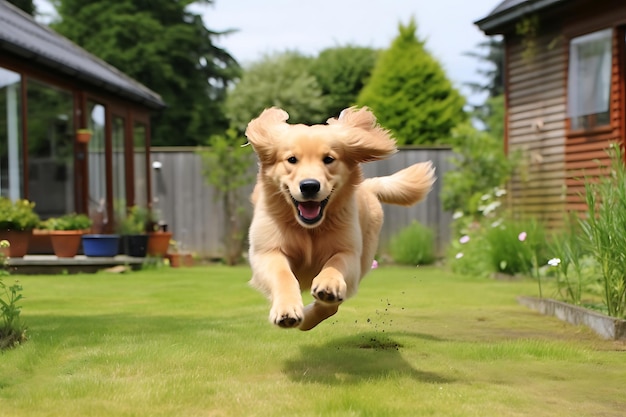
<box><xmin>283</xmin><ymin>331</ymin><xmax>453</xmax><ymax>385</ymax></box>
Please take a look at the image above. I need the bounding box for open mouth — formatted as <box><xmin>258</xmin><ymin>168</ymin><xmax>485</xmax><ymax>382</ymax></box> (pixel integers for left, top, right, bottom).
<box><xmin>292</xmin><ymin>196</ymin><xmax>330</xmax><ymax>225</ymax></box>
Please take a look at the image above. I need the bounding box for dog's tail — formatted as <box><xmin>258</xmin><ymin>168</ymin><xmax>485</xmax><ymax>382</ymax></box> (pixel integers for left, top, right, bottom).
<box><xmin>361</xmin><ymin>161</ymin><xmax>436</xmax><ymax>206</ymax></box>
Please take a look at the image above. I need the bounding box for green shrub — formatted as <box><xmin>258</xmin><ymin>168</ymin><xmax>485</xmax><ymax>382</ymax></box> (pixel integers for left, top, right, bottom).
<box><xmin>447</xmin><ymin>209</ymin><xmax>548</xmax><ymax>280</ymax></box>
<box><xmin>0</xmin><ymin>198</ymin><xmax>40</xmax><ymax>231</ymax></box>
<box><xmin>117</xmin><ymin>206</ymin><xmax>152</xmax><ymax>235</ymax></box>
<box><xmin>447</xmin><ymin>224</ymin><xmax>492</xmax><ymax>277</ymax></box>
<box><xmin>42</xmin><ymin>213</ymin><xmax>92</xmax><ymax>231</ymax></box>
<box><xmin>441</xmin><ymin>124</ymin><xmax>514</xmax><ymax>218</ymax></box>
<box><xmin>388</xmin><ymin>221</ymin><xmax>435</xmax><ymax>265</ymax></box>
<box><xmin>484</xmin><ymin>218</ymin><xmax>548</xmax><ymax>277</ymax></box>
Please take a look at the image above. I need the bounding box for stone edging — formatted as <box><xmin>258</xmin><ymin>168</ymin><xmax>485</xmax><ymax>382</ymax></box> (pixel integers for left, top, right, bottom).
<box><xmin>517</xmin><ymin>296</ymin><xmax>626</xmax><ymax>341</ymax></box>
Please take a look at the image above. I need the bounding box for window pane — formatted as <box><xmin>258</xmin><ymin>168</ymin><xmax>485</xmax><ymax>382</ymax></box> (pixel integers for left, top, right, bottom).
<box><xmin>133</xmin><ymin>123</ymin><xmax>147</xmax><ymax>208</ymax></box>
<box><xmin>568</xmin><ymin>28</ymin><xmax>612</xmax><ymax>124</ymax></box>
<box><xmin>112</xmin><ymin>116</ymin><xmax>126</xmax><ymax>226</ymax></box>
<box><xmin>26</xmin><ymin>79</ymin><xmax>74</xmax><ymax>218</ymax></box>
<box><xmin>0</xmin><ymin>67</ymin><xmax>23</xmax><ymax>200</ymax></box>
<box><xmin>87</xmin><ymin>102</ymin><xmax>107</xmax><ymax>229</ymax></box>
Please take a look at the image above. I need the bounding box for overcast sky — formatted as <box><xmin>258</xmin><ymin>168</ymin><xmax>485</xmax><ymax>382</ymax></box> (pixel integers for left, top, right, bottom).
<box><xmin>198</xmin><ymin>0</ymin><xmax>500</xmax><ymax>104</ymax></box>
<box><xmin>35</xmin><ymin>0</ymin><xmax>501</xmax><ymax>105</ymax></box>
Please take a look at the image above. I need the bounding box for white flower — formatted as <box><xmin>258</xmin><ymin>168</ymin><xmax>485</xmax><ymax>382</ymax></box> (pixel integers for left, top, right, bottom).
<box><xmin>494</xmin><ymin>188</ymin><xmax>507</xmax><ymax>197</ymax></box>
<box><xmin>459</xmin><ymin>235</ymin><xmax>470</xmax><ymax>244</ymax></box>
<box><xmin>480</xmin><ymin>194</ymin><xmax>491</xmax><ymax>201</ymax></box>
<box><xmin>452</xmin><ymin>211</ymin><xmax>463</xmax><ymax>220</ymax></box>
<box><xmin>481</xmin><ymin>201</ymin><xmax>501</xmax><ymax>215</ymax></box>
<box><xmin>490</xmin><ymin>219</ymin><xmax>502</xmax><ymax>228</ymax></box>
<box><xmin>547</xmin><ymin>258</ymin><xmax>561</xmax><ymax>267</ymax></box>
<box><xmin>455</xmin><ymin>252</ymin><xmax>464</xmax><ymax>259</ymax></box>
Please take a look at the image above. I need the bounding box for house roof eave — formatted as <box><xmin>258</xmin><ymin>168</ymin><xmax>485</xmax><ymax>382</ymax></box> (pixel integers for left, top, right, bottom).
<box><xmin>1</xmin><ymin>38</ymin><xmax>166</xmax><ymax>110</ymax></box>
<box><xmin>0</xmin><ymin>1</ymin><xmax>166</xmax><ymax>110</ymax></box>
<box><xmin>475</xmin><ymin>0</ymin><xmax>568</xmax><ymax>35</ymax></box>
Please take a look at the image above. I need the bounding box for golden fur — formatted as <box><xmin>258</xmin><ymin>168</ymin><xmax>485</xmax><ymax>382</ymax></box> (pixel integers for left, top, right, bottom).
<box><xmin>245</xmin><ymin>107</ymin><xmax>435</xmax><ymax>330</ymax></box>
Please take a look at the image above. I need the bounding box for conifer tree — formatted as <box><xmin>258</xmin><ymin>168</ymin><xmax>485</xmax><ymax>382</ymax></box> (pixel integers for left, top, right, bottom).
<box><xmin>357</xmin><ymin>18</ymin><xmax>467</xmax><ymax>145</ymax></box>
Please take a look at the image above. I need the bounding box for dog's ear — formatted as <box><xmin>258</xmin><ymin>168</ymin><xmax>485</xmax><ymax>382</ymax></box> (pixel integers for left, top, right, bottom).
<box><xmin>328</xmin><ymin>107</ymin><xmax>398</xmax><ymax>163</ymax></box>
<box><xmin>245</xmin><ymin>108</ymin><xmax>290</xmax><ymax>164</ymax></box>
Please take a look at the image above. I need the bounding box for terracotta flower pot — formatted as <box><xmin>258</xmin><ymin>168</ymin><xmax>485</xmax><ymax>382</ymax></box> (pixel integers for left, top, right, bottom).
<box><xmin>166</xmin><ymin>253</ymin><xmax>182</xmax><ymax>267</ymax></box>
<box><xmin>147</xmin><ymin>231</ymin><xmax>172</xmax><ymax>256</ymax></box>
<box><xmin>0</xmin><ymin>230</ymin><xmax>32</xmax><ymax>257</ymax></box>
<box><xmin>49</xmin><ymin>230</ymin><xmax>83</xmax><ymax>258</ymax></box>
<box><xmin>165</xmin><ymin>252</ymin><xmax>193</xmax><ymax>268</ymax></box>
<box><xmin>75</xmin><ymin>130</ymin><xmax>92</xmax><ymax>144</ymax></box>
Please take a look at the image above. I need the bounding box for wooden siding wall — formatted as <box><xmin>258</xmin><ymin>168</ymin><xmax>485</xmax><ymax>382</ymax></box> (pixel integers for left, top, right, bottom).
<box><xmin>149</xmin><ymin>148</ymin><xmax>454</xmax><ymax>260</ymax></box>
<box><xmin>504</xmin><ymin>1</ymin><xmax>626</xmax><ymax>226</ymax></box>
<box><xmin>564</xmin><ymin>22</ymin><xmax>625</xmax><ymax>213</ymax></box>
<box><xmin>506</xmin><ymin>27</ymin><xmax>568</xmax><ymax>227</ymax></box>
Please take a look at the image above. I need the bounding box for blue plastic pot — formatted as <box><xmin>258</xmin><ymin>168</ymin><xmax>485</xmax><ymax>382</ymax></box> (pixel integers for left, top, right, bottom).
<box><xmin>82</xmin><ymin>234</ymin><xmax>120</xmax><ymax>257</ymax></box>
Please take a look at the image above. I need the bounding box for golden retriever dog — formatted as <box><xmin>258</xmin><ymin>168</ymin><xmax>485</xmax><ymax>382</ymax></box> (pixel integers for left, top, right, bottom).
<box><xmin>245</xmin><ymin>107</ymin><xmax>435</xmax><ymax>331</ymax></box>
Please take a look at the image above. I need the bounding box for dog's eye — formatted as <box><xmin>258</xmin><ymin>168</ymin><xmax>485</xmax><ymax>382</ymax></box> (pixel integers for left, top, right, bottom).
<box><xmin>287</xmin><ymin>156</ymin><xmax>298</xmax><ymax>164</ymax></box>
<box><xmin>323</xmin><ymin>155</ymin><xmax>335</xmax><ymax>165</ymax></box>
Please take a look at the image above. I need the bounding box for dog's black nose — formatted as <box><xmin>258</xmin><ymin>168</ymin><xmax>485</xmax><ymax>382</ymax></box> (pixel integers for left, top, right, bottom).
<box><xmin>300</xmin><ymin>179</ymin><xmax>320</xmax><ymax>197</ymax></box>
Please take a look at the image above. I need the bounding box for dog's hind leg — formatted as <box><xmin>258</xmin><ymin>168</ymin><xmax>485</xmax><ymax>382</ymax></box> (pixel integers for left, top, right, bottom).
<box><xmin>299</xmin><ymin>301</ymin><xmax>339</xmax><ymax>331</ymax></box>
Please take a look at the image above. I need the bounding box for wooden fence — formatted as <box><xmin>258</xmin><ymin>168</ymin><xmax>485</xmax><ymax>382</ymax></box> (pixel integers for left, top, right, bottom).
<box><xmin>150</xmin><ymin>147</ymin><xmax>455</xmax><ymax>259</ymax></box>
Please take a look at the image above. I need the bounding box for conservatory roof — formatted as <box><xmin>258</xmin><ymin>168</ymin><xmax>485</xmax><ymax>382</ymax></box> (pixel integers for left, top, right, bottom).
<box><xmin>0</xmin><ymin>0</ymin><xmax>165</xmax><ymax>109</ymax></box>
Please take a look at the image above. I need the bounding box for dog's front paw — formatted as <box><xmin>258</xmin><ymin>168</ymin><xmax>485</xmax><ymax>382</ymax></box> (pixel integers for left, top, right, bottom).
<box><xmin>269</xmin><ymin>303</ymin><xmax>304</xmax><ymax>328</ymax></box>
<box><xmin>311</xmin><ymin>276</ymin><xmax>346</xmax><ymax>304</ymax></box>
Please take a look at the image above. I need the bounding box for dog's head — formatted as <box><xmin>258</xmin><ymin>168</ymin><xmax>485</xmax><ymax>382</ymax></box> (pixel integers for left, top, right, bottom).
<box><xmin>245</xmin><ymin>107</ymin><xmax>397</xmax><ymax>228</ymax></box>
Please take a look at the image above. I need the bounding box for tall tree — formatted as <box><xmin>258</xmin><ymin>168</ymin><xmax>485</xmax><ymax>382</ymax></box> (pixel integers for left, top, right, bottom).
<box><xmin>310</xmin><ymin>46</ymin><xmax>379</xmax><ymax>119</ymax></box>
<box><xmin>357</xmin><ymin>18</ymin><xmax>467</xmax><ymax>145</ymax></box>
<box><xmin>50</xmin><ymin>0</ymin><xmax>239</xmax><ymax>146</ymax></box>
<box><xmin>8</xmin><ymin>0</ymin><xmax>35</xmax><ymax>15</ymax></box>
<box><xmin>465</xmin><ymin>37</ymin><xmax>504</xmax><ymax>136</ymax></box>
<box><xmin>464</xmin><ymin>37</ymin><xmax>504</xmax><ymax>99</ymax></box>
<box><xmin>224</xmin><ymin>51</ymin><xmax>326</xmax><ymax>133</ymax></box>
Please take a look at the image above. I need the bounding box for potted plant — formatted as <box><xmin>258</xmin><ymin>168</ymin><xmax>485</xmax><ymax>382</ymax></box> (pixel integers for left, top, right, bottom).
<box><xmin>75</xmin><ymin>129</ymin><xmax>92</xmax><ymax>144</ymax></box>
<box><xmin>117</xmin><ymin>206</ymin><xmax>149</xmax><ymax>257</ymax></box>
<box><xmin>41</xmin><ymin>213</ymin><xmax>92</xmax><ymax>258</ymax></box>
<box><xmin>165</xmin><ymin>239</ymin><xmax>193</xmax><ymax>267</ymax></box>
<box><xmin>146</xmin><ymin>216</ymin><xmax>172</xmax><ymax>257</ymax></box>
<box><xmin>0</xmin><ymin>197</ymin><xmax>40</xmax><ymax>257</ymax></box>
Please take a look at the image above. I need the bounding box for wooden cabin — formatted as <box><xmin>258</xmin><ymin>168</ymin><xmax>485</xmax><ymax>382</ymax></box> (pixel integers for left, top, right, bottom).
<box><xmin>476</xmin><ymin>0</ymin><xmax>626</xmax><ymax>227</ymax></box>
<box><xmin>0</xmin><ymin>1</ymin><xmax>165</xmax><ymax>239</ymax></box>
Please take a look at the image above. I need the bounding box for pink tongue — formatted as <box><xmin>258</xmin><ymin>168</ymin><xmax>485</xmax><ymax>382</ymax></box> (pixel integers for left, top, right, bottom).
<box><xmin>298</xmin><ymin>201</ymin><xmax>321</xmax><ymax>220</ymax></box>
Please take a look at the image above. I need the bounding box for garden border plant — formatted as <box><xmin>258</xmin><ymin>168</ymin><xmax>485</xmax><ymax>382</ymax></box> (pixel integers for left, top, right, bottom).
<box><xmin>578</xmin><ymin>143</ymin><xmax>626</xmax><ymax>319</ymax></box>
<box><xmin>447</xmin><ymin>185</ymin><xmax>550</xmax><ymax>283</ymax></box>
<box><xmin>518</xmin><ymin>143</ymin><xmax>626</xmax><ymax>335</ymax></box>
<box><xmin>0</xmin><ymin>240</ymin><xmax>27</xmax><ymax>349</ymax></box>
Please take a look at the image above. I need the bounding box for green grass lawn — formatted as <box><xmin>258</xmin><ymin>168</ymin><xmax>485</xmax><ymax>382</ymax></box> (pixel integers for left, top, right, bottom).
<box><xmin>1</xmin><ymin>264</ymin><xmax>624</xmax><ymax>417</ymax></box>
